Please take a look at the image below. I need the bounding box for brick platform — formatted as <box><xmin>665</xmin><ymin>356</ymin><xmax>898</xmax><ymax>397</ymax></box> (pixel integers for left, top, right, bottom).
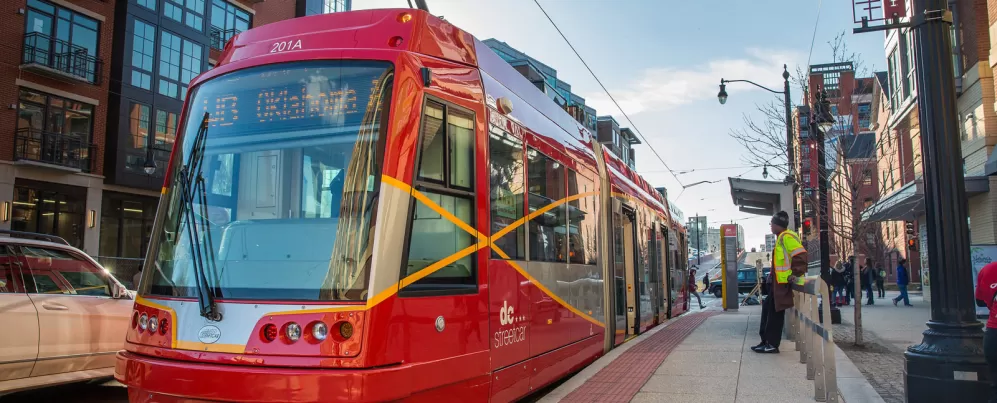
<box><xmin>561</xmin><ymin>312</ymin><xmax>719</xmax><ymax>403</ymax></box>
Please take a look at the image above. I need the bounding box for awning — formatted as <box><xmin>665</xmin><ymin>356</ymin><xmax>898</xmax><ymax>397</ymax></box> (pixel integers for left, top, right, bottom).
<box><xmin>861</xmin><ymin>176</ymin><xmax>989</xmax><ymax>222</ymax></box>
<box><xmin>729</xmin><ymin>177</ymin><xmax>794</xmax><ymax>217</ymax></box>
<box><xmin>861</xmin><ymin>180</ymin><xmax>922</xmax><ymax>222</ymax></box>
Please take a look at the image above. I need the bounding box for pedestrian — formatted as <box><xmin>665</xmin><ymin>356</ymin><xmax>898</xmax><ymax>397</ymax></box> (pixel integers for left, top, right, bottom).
<box><xmin>843</xmin><ymin>256</ymin><xmax>855</xmax><ymax>305</ymax></box>
<box><xmin>689</xmin><ymin>268</ymin><xmax>705</xmax><ymax>309</ymax></box>
<box><xmin>862</xmin><ymin>257</ymin><xmax>875</xmax><ymax>305</ymax></box>
<box><xmin>974</xmin><ymin>261</ymin><xmax>997</xmax><ymax>403</ymax></box>
<box><xmin>132</xmin><ymin>269</ymin><xmax>142</xmax><ymax>291</ymax></box>
<box><xmin>831</xmin><ymin>260</ymin><xmax>846</xmax><ymax>305</ymax></box>
<box><xmin>702</xmin><ymin>272</ymin><xmax>709</xmax><ymax>294</ymax></box>
<box><xmin>876</xmin><ymin>262</ymin><xmax>886</xmax><ymax>299</ymax></box>
<box><xmin>752</xmin><ymin>211</ymin><xmax>806</xmax><ymax>354</ymax></box>
<box><xmin>892</xmin><ymin>258</ymin><xmax>912</xmax><ymax>306</ymax></box>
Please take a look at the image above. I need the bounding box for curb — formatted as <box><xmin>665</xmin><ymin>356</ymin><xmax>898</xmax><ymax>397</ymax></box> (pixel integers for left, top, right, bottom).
<box><xmin>834</xmin><ymin>344</ymin><xmax>886</xmax><ymax>402</ymax></box>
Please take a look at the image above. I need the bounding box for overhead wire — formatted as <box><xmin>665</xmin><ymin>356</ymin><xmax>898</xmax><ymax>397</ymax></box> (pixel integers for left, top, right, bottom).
<box><xmin>531</xmin><ymin>0</ymin><xmax>685</xmax><ymax>189</ymax></box>
<box><xmin>805</xmin><ymin>0</ymin><xmax>824</xmax><ymax>69</ymax></box>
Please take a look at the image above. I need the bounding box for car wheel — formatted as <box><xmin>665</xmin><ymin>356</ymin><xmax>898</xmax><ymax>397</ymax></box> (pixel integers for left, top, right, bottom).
<box><xmin>713</xmin><ymin>288</ymin><xmax>722</xmax><ymax>298</ymax></box>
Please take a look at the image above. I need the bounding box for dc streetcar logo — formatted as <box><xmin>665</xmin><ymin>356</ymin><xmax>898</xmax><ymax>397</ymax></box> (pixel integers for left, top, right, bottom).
<box><xmin>198</xmin><ymin>325</ymin><xmax>221</xmax><ymax>344</ymax></box>
<box><xmin>499</xmin><ymin>301</ymin><xmax>516</xmax><ymax>325</ymax></box>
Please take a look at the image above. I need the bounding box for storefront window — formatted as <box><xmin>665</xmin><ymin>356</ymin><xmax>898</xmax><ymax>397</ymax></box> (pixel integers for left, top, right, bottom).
<box><xmin>10</xmin><ymin>181</ymin><xmax>86</xmax><ymax>248</ymax></box>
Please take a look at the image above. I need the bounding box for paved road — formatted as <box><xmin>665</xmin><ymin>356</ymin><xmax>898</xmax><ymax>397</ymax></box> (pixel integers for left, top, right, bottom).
<box><xmin>0</xmin><ymin>379</ymin><xmax>127</xmax><ymax>403</ymax></box>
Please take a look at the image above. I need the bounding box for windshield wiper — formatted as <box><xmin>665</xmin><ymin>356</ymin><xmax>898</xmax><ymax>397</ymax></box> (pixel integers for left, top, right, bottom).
<box><xmin>177</xmin><ymin>112</ymin><xmax>222</xmax><ymax>321</ymax></box>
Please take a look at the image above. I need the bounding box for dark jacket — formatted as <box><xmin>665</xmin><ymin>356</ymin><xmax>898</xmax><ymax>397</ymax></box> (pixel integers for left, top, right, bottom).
<box><xmin>897</xmin><ymin>265</ymin><xmax>909</xmax><ymax>285</ymax></box>
<box><xmin>843</xmin><ymin>263</ymin><xmax>855</xmax><ymax>284</ymax></box>
<box><xmin>831</xmin><ymin>267</ymin><xmax>845</xmax><ymax>287</ymax></box>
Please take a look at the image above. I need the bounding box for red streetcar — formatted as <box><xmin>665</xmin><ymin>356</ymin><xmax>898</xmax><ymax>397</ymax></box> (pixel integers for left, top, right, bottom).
<box><xmin>115</xmin><ymin>9</ymin><xmax>691</xmax><ymax>402</ymax></box>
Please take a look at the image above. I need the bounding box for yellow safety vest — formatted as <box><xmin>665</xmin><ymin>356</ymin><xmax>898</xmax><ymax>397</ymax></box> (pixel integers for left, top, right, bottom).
<box><xmin>774</xmin><ymin>229</ymin><xmax>806</xmax><ymax>285</ymax></box>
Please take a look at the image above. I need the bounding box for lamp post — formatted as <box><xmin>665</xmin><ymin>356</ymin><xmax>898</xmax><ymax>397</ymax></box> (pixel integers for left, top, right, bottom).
<box><xmin>902</xmin><ymin>0</ymin><xmax>988</xmax><ymax>399</ymax></box>
<box><xmin>143</xmin><ymin>147</ymin><xmax>157</xmax><ymax>175</ymax></box>
<box><xmin>718</xmin><ymin>64</ymin><xmax>798</xmax><ymax>230</ymax></box>
<box><xmin>811</xmin><ymin>88</ymin><xmax>837</xmax><ymax>323</ymax></box>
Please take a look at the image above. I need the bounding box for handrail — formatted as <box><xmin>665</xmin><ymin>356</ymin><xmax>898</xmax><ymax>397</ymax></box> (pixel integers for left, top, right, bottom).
<box><xmin>209</xmin><ymin>26</ymin><xmax>241</xmax><ymax>51</ymax></box>
<box><xmin>786</xmin><ymin>275</ymin><xmax>838</xmax><ymax>402</ymax></box>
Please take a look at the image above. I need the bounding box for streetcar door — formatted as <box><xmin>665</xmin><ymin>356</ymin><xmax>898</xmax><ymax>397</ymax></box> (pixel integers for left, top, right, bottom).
<box><xmin>620</xmin><ymin>206</ymin><xmax>639</xmax><ymax>337</ymax></box>
<box><xmin>611</xmin><ymin>209</ymin><xmax>627</xmax><ymax>345</ymax></box>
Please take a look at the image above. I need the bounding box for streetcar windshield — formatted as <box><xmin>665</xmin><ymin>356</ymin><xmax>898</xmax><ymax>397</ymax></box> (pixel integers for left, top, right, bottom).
<box><xmin>146</xmin><ymin>61</ymin><xmax>393</xmax><ymax>301</ymax></box>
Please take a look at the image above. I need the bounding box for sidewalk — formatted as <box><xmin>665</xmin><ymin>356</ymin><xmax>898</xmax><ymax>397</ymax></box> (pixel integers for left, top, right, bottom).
<box><xmin>540</xmin><ymin>303</ymin><xmax>883</xmax><ymax>403</ymax></box>
<box><xmin>832</xmin><ymin>290</ymin><xmax>932</xmax><ymax>403</ymax></box>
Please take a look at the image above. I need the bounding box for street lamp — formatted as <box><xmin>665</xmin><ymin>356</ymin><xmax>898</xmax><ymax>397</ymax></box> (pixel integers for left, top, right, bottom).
<box><xmin>143</xmin><ymin>147</ymin><xmax>157</xmax><ymax>175</ymax></box>
<box><xmin>718</xmin><ymin>64</ymin><xmax>799</xmax><ymax>230</ymax></box>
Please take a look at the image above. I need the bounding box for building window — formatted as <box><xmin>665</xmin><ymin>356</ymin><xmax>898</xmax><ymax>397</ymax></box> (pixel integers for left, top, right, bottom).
<box><xmin>209</xmin><ymin>0</ymin><xmax>251</xmax><ymax>50</ymax></box>
<box><xmin>129</xmin><ymin>103</ymin><xmax>150</xmax><ymax>149</ymax></box>
<box><xmin>23</xmin><ymin>0</ymin><xmax>100</xmax><ymax>83</ymax></box>
<box><xmin>11</xmin><ymin>182</ymin><xmax>86</xmax><ymax>248</ymax></box>
<box><xmin>862</xmin><ymin>168</ymin><xmax>872</xmax><ymax>185</ymax></box>
<box><xmin>402</xmin><ymin>100</ymin><xmax>477</xmax><ymax>292</ymax></box>
<box><xmin>164</xmin><ymin>0</ymin><xmax>204</xmax><ymax>31</ymax></box>
<box><xmin>857</xmin><ymin>103</ymin><xmax>871</xmax><ymax>129</ymax></box>
<box><xmin>16</xmin><ymin>89</ymin><xmax>94</xmax><ymax>171</ymax></box>
<box><xmin>302</xmin><ymin>0</ymin><xmax>351</xmax><ymax>16</ymax></box>
<box><xmin>131</xmin><ymin>20</ymin><xmax>156</xmax><ymax>90</ymax></box>
<box><xmin>158</xmin><ymin>30</ymin><xmax>201</xmax><ymax>99</ymax></box>
<box><xmin>567</xmin><ymin>170</ymin><xmax>598</xmax><ymax>265</ymax></box>
<box><xmin>138</xmin><ymin>0</ymin><xmax>156</xmax><ymax>11</ymax></box>
<box><xmin>154</xmin><ymin>110</ymin><xmax>178</xmax><ymax>149</ymax></box>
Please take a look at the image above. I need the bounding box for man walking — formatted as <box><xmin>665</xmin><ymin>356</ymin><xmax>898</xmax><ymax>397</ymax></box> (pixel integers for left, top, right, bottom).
<box><xmin>876</xmin><ymin>262</ymin><xmax>886</xmax><ymax>299</ymax></box>
<box><xmin>892</xmin><ymin>258</ymin><xmax>912</xmax><ymax>306</ymax></box>
<box><xmin>752</xmin><ymin>211</ymin><xmax>807</xmax><ymax>354</ymax></box>
<box><xmin>863</xmin><ymin>257</ymin><xmax>875</xmax><ymax>305</ymax></box>
<box><xmin>689</xmin><ymin>268</ymin><xmax>706</xmax><ymax>309</ymax></box>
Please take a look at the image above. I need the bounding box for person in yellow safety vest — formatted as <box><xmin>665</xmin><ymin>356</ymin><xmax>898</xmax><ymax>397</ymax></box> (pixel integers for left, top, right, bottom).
<box><xmin>752</xmin><ymin>211</ymin><xmax>808</xmax><ymax>354</ymax></box>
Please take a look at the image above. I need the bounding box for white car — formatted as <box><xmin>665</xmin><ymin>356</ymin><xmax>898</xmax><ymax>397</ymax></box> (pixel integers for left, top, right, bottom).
<box><xmin>0</xmin><ymin>231</ymin><xmax>133</xmax><ymax>395</ymax></box>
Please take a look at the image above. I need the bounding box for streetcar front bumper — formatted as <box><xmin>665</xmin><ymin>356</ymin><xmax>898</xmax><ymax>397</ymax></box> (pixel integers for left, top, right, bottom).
<box><xmin>115</xmin><ymin>350</ymin><xmax>407</xmax><ymax>403</ymax></box>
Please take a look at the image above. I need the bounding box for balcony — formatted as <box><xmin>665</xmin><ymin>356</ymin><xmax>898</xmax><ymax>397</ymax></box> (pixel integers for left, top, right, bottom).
<box><xmin>209</xmin><ymin>26</ymin><xmax>241</xmax><ymax>51</ymax></box>
<box><xmin>21</xmin><ymin>33</ymin><xmax>102</xmax><ymax>85</ymax></box>
<box><xmin>14</xmin><ymin>128</ymin><xmax>94</xmax><ymax>172</ymax></box>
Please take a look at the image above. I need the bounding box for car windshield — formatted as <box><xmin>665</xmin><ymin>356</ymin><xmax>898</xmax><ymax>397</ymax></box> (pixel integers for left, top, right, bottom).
<box><xmin>145</xmin><ymin>61</ymin><xmax>393</xmax><ymax>301</ymax></box>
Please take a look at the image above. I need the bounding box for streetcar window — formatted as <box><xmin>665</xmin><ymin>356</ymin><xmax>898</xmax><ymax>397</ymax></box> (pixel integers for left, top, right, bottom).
<box><xmin>401</xmin><ymin>99</ymin><xmax>477</xmax><ymax>293</ymax></box>
<box><xmin>527</xmin><ymin>148</ymin><xmax>566</xmax><ymax>263</ymax></box>
<box><xmin>489</xmin><ymin>125</ymin><xmax>525</xmax><ymax>260</ymax></box>
<box><xmin>146</xmin><ymin>61</ymin><xmax>393</xmax><ymax>301</ymax></box>
<box><xmin>566</xmin><ymin>170</ymin><xmax>598</xmax><ymax>265</ymax></box>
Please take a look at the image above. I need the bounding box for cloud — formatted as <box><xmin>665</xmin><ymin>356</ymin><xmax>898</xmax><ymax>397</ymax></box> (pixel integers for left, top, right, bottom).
<box><xmin>583</xmin><ymin>48</ymin><xmax>805</xmax><ymax>117</ymax></box>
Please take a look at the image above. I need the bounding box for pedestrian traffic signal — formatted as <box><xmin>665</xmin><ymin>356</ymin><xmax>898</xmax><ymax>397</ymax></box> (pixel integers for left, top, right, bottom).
<box><xmin>803</xmin><ymin>218</ymin><xmax>813</xmax><ymax>236</ymax></box>
<box><xmin>907</xmin><ymin>238</ymin><xmax>917</xmax><ymax>251</ymax></box>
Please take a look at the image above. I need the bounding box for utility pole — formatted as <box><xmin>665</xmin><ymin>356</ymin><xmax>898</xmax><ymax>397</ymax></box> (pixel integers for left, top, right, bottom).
<box><xmin>812</xmin><ymin>89</ymin><xmax>837</xmax><ymax>324</ymax></box>
<box><xmin>902</xmin><ymin>0</ymin><xmax>988</xmax><ymax>399</ymax></box>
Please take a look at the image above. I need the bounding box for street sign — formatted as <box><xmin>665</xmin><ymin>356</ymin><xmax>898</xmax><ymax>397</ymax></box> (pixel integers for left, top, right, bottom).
<box><xmin>852</xmin><ymin>0</ymin><xmax>910</xmax><ymax>33</ymax></box>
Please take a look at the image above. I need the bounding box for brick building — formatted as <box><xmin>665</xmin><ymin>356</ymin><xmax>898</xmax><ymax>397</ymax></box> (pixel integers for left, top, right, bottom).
<box><xmin>0</xmin><ymin>0</ymin><xmax>348</xmax><ymax>284</ymax></box>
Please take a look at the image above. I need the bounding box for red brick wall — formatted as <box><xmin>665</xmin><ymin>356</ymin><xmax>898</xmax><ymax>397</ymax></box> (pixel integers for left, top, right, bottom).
<box><xmin>956</xmin><ymin>0</ymin><xmax>990</xmax><ymax>68</ymax></box>
<box><xmin>0</xmin><ymin>0</ymin><xmax>114</xmax><ymax>175</ymax></box>
<box><xmin>250</xmin><ymin>0</ymin><xmax>297</xmax><ymax>27</ymax></box>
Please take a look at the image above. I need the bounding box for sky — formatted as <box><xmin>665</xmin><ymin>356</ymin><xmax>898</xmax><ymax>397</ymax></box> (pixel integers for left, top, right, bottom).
<box><xmin>353</xmin><ymin>0</ymin><xmax>888</xmax><ymax>249</ymax></box>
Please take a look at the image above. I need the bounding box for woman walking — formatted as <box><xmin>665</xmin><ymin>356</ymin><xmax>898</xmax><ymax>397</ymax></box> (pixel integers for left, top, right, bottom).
<box><xmin>832</xmin><ymin>260</ymin><xmax>847</xmax><ymax>305</ymax></box>
<box><xmin>875</xmin><ymin>262</ymin><xmax>886</xmax><ymax>299</ymax></box>
<box><xmin>862</xmin><ymin>258</ymin><xmax>875</xmax><ymax>305</ymax></box>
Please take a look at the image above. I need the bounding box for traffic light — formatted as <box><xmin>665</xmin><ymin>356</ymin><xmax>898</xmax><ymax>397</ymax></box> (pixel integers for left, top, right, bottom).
<box><xmin>803</xmin><ymin>218</ymin><xmax>813</xmax><ymax>236</ymax></box>
<box><xmin>905</xmin><ymin>221</ymin><xmax>917</xmax><ymax>251</ymax></box>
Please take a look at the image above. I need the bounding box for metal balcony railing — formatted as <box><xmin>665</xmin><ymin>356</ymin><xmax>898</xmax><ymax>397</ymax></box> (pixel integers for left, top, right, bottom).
<box><xmin>14</xmin><ymin>128</ymin><xmax>95</xmax><ymax>172</ymax></box>
<box><xmin>209</xmin><ymin>26</ymin><xmax>241</xmax><ymax>51</ymax></box>
<box><xmin>22</xmin><ymin>33</ymin><xmax>101</xmax><ymax>84</ymax></box>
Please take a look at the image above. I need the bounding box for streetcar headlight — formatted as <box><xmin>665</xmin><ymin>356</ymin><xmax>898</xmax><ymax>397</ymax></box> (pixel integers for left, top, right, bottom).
<box><xmin>148</xmin><ymin>315</ymin><xmax>158</xmax><ymax>333</ymax></box>
<box><xmin>139</xmin><ymin>313</ymin><xmax>148</xmax><ymax>331</ymax></box>
<box><xmin>285</xmin><ymin>322</ymin><xmax>302</xmax><ymax>342</ymax></box>
<box><xmin>311</xmin><ymin>321</ymin><xmax>328</xmax><ymax>341</ymax></box>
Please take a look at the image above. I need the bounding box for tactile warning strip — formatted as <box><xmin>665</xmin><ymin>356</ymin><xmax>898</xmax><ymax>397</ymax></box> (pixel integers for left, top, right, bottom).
<box><xmin>561</xmin><ymin>311</ymin><xmax>720</xmax><ymax>403</ymax></box>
